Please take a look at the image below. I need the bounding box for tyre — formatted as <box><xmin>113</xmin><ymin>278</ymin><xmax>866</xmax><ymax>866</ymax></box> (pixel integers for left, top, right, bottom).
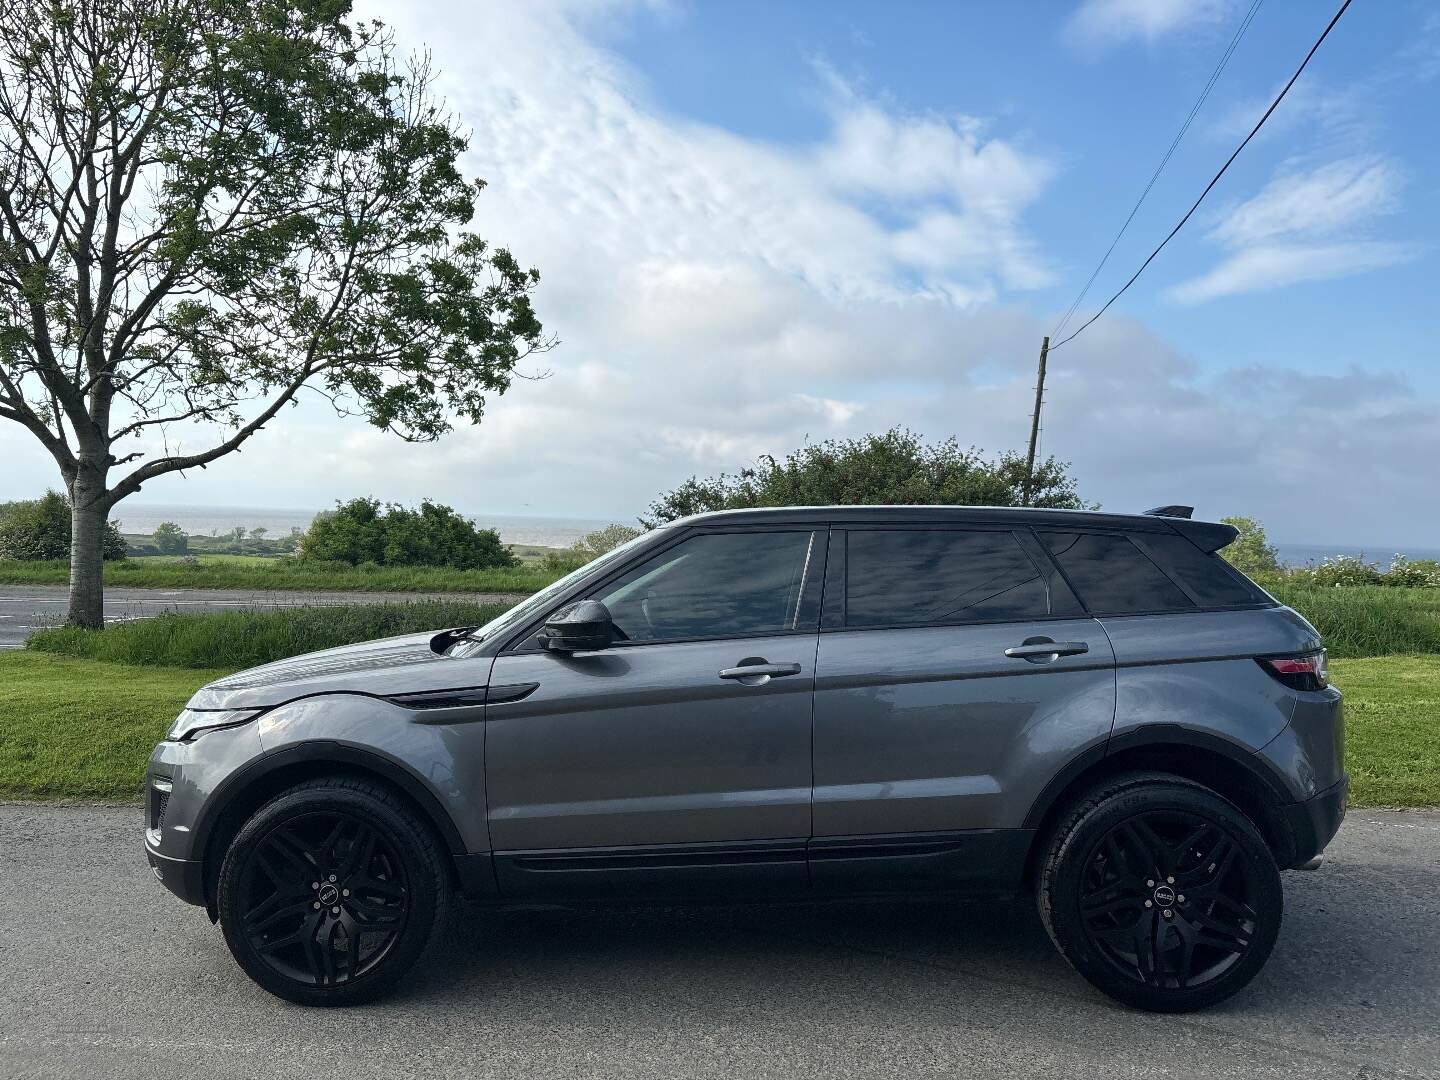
<box><xmin>1037</xmin><ymin>772</ymin><xmax>1282</xmax><ymax>1013</ymax></box>
<box><xmin>217</xmin><ymin>777</ymin><xmax>449</xmax><ymax>1005</ymax></box>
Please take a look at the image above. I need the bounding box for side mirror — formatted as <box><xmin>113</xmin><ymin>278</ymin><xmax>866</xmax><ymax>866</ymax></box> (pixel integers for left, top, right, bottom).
<box><xmin>537</xmin><ymin>599</ymin><xmax>617</xmax><ymax>653</ymax></box>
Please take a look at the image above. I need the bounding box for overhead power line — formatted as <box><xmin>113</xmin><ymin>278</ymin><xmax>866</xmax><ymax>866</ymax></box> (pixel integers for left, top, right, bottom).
<box><xmin>1050</xmin><ymin>0</ymin><xmax>1264</xmax><ymax>343</ymax></box>
<box><xmin>1050</xmin><ymin>0</ymin><xmax>1353</xmax><ymax>352</ymax></box>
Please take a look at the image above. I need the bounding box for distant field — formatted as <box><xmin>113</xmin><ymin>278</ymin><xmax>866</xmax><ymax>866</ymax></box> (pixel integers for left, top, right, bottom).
<box><xmin>0</xmin><ymin>555</ymin><xmax>561</xmax><ymax>594</ymax></box>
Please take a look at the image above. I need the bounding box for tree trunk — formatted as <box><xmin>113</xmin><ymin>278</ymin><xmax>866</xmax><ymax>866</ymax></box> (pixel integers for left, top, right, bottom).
<box><xmin>68</xmin><ymin>475</ymin><xmax>108</xmax><ymax>629</ymax></box>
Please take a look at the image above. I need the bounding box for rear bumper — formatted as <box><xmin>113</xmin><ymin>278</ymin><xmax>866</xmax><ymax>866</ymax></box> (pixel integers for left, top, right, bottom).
<box><xmin>1281</xmin><ymin>774</ymin><xmax>1349</xmax><ymax>869</ymax></box>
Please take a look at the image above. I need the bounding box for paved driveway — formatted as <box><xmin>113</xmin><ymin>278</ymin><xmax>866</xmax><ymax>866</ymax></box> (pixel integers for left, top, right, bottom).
<box><xmin>0</xmin><ymin>804</ymin><xmax>1436</xmax><ymax>1079</ymax></box>
<box><xmin>0</xmin><ymin>585</ymin><xmax>525</xmax><ymax>649</ymax></box>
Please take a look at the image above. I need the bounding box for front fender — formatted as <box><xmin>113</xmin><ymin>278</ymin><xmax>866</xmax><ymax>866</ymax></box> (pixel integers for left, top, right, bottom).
<box><xmin>247</xmin><ymin>693</ymin><xmax>491</xmax><ymax>854</ymax></box>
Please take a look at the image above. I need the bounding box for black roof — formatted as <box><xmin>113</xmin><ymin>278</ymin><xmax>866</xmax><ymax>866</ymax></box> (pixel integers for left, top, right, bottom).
<box><xmin>668</xmin><ymin>505</ymin><xmax>1237</xmax><ymax>552</ymax></box>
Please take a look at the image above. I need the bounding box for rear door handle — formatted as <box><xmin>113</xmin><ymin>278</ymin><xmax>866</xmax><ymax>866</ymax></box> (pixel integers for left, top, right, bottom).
<box><xmin>1004</xmin><ymin>640</ymin><xmax>1089</xmax><ymax>660</ymax></box>
<box><xmin>719</xmin><ymin>661</ymin><xmax>802</xmax><ymax>682</ymax></box>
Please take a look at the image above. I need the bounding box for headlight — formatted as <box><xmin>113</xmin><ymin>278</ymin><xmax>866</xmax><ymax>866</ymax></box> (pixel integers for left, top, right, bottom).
<box><xmin>167</xmin><ymin>708</ymin><xmax>263</xmax><ymax>742</ymax></box>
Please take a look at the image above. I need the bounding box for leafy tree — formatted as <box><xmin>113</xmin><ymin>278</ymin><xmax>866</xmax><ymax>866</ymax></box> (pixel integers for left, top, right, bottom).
<box><xmin>1219</xmin><ymin>516</ymin><xmax>1280</xmax><ymax>576</ymax></box>
<box><xmin>0</xmin><ymin>490</ymin><xmax>126</xmax><ymax>560</ymax></box>
<box><xmin>300</xmin><ymin>497</ymin><xmax>516</xmax><ymax>570</ymax></box>
<box><xmin>152</xmin><ymin>520</ymin><xmax>188</xmax><ymax>555</ymax></box>
<box><xmin>642</xmin><ymin>428</ymin><xmax>1087</xmax><ymax>526</ymax></box>
<box><xmin>0</xmin><ymin>1</ymin><xmax>547</xmax><ymax>625</ymax></box>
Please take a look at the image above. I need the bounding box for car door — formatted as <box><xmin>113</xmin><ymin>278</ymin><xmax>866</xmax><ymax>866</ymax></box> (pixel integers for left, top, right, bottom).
<box><xmin>810</xmin><ymin>525</ymin><xmax>1115</xmax><ymax>892</ymax></box>
<box><xmin>485</xmin><ymin>526</ymin><xmax>825</xmax><ymax>898</ymax></box>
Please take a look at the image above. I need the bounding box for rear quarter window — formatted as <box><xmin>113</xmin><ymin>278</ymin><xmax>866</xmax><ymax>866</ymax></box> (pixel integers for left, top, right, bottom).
<box><xmin>1131</xmin><ymin>532</ymin><xmax>1271</xmax><ymax>608</ymax></box>
<box><xmin>1041</xmin><ymin>531</ymin><xmax>1194</xmax><ymax>615</ymax></box>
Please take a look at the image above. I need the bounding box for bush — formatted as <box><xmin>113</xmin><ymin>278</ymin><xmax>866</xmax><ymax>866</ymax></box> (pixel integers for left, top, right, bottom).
<box><xmin>642</xmin><ymin>428</ymin><xmax>1087</xmax><ymax>525</ymax></box>
<box><xmin>299</xmin><ymin>497</ymin><xmax>517</xmax><ymax>570</ymax></box>
<box><xmin>544</xmin><ymin>523</ymin><xmax>644</xmax><ymax>573</ymax></box>
<box><xmin>0</xmin><ymin>490</ymin><xmax>126</xmax><ymax>561</ymax></box>
<box><xmin>26</xmin><ymin>600</ymin><xmax>514</xmax><ymax>669</ymax></box>
<box><xmin>152</xmin><ymin>521</ymin><xmax>188</xmax><ymax>555</ymax></box>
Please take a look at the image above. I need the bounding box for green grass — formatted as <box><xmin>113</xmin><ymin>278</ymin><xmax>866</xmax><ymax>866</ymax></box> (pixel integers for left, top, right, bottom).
<box><xmin>1330</xmin><ymin>655</ymin><xmax>1440</xmax><ymax>808</ymax></box>
<box><xmin>1268</xmin><ymin>584</ymin><xmax>1440</xmax><ymax>658</ymax></box>
<box><xmin>26</xmin><ymin>600</ymin><xmax>512</xmax><ymax>669</ymax></box>
<box><xmin>0</xmin><ymin>555</ymin><xmax>559</xmax><ymax>593</ymax></box>
<box><xmin>0</xmin><ymin>652</ymin><xmax>226</xmax><ymax>800</ymax></box>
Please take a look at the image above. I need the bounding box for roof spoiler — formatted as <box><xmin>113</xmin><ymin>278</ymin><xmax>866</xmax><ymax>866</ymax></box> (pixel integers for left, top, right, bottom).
<box><xmin>1142</xmin><ymin>505</ymin><xmax>1237</xmax><ymax>553</ymax></box>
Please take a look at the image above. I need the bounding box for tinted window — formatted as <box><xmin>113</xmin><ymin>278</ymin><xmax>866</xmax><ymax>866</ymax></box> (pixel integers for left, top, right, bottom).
<box><xmin>1042</xmin><ymin>532</ymin><xmax>1194</xmax><ymax>614</ymax></box>
<box><xmin>593</xmin><ymin>530</ymin><xmax>817</xmax><ymax>641</ymax></box>
<box><xmin>1134</xmin><ymin>532</ymin><xmax>1270</xmax><ymax>608</ymax></box>
<box><xmin>845</xmin><ymin>529</ymin><xmax>1049</xmax><ymax>626</ymax></box>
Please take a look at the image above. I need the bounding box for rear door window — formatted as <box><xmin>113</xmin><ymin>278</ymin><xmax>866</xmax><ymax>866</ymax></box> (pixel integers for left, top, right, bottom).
<box><xmin>844</xmin><ymin>529</ymin><xmax>1050</xmax><ymax>627</ymax></box>
<box><xmin>1041</xmin><ymin>531</ymin><xmax>1194</xmax><ymax>615</ymax></box>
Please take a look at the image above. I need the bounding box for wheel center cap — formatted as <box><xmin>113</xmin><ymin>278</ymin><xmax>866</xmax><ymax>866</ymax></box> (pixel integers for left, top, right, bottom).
<box><xmin>318</xmin><ymin>883</ymin><xmax>340</xmax><ymax>906</ymax></box>
<box><xmin>1152</xmin><ymin>884</ymin><xmax>1177</xmax><ymax>909</ymax></box>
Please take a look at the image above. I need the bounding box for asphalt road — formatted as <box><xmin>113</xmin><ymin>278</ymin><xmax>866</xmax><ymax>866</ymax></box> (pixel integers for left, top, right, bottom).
<box><xmin>0</xmin><ymin>585</ymin><xmax>526</xmax><ymax>649</ymax></box>
<box><xmin>1</xmin><ymin>805</ymin><xmax>1437</xmax><ymax>1079</ymax></box>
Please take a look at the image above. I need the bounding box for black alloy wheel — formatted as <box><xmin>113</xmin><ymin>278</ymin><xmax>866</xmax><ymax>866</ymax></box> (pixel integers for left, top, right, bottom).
<box><xmin>217</xmin><ymin>777</ymin><xmax>448</xmax><ymax>1005</ymax></box>
<box><xmin>1038</xmin><ymin>773</ymin><xmax>1283</xmax><ymax>1013</ymax></box>
<box><xmin>1078</xmin><ymin>810</ymin><xmax>1259</xmax><ymax>990</ymax></box>
<box><xmin>239</xmin><ymin>811</ymin><xmax>410</xmax><ymax>986</ymax></box>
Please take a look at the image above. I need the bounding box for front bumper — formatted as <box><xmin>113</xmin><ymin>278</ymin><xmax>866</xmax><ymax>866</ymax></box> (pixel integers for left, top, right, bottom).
<box><xmin>143</xmin><ymin>721</ymin><xmax>266</xmax><ymax>908</ymax></box>
<box><xmin>1281</xmin><ymin>773</ymin><xmax>1349</xmax><ymax>869</ymax></box>
<box><xmin>144</xmin><ymin>840</ymin><xmax>207</xmax><ymax>906</ymax></box>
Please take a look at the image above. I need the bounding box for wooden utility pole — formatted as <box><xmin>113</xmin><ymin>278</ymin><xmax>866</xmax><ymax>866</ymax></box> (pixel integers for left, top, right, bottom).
<box><xmin>1022</xmin><ymin>336</ymin><xmax>1050</xmax><ymax>507</ymax></box>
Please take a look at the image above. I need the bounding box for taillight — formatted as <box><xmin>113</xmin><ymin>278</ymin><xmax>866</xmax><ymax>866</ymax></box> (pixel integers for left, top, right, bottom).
<box><xmin>1258</xmin><ymin>651</ymin><xmax>1329</xmax><ymax>691</ymax></box>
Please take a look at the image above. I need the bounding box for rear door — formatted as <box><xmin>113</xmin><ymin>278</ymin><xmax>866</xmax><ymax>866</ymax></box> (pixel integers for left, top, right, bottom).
<box><xmin>810</xmin><ymin>525</ymin><xmax>1115</xmax><ymax>891</ymax></box>
<box><xmin>485</xmin><ymin>526</ymin><xmax>825</xmax><ymax>898</ymax></box>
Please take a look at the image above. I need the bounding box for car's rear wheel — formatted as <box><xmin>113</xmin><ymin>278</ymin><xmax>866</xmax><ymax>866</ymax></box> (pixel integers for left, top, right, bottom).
<box><xmin>217</xmin><ymin>777</ymin><xmax>449</xmax><ymax>1005</ymax></box>
<box><xmin>1037</xmin><ymin>773</ymin><xmax>1282</xmax><ymax>1013</ymax></box>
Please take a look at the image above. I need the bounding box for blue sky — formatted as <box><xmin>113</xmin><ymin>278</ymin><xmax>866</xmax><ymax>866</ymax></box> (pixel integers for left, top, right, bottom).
<box><xmin>597</xmin><ymin>0</ymin><xmax>1437</xmax><ymax>386</ymax></box>
<box><xmin>4</xmin><ymin>0</ymin><xmax>1437</xmax><ymax>545</ymax></box>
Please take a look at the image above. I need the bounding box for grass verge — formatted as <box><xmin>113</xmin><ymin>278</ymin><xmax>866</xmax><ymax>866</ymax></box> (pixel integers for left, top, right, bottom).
<box><xmin>1266</xmin><ymin>584</ymin><xmax>1440</xmax><ymax>657</ymax></box>
<box><xmin>26</xmin><ymin>600</ymin><xmax>512</xmax><ymax>669</ymax></box>
<box><xmin>0</xmin><ymin>652</ymin><xmax>225</xmax><ymax>800</ymax></box>
<box><xmin>1331</xmin><ymin>655</ymin><xmax>1440</xmax><ymax>808</ymax></box>
<box><xmin>0</xmin><ymin>651</ymin><xmax>1434</xmax><ymax>807</ymax></box>
<box><xmin>0</xmin><ymin>555</ymin><xmax>558</xmax><ymax>594</ymax></box>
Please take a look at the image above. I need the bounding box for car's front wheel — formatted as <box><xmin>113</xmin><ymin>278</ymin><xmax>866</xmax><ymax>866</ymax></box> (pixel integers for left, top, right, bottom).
<box><xmin>1037</xmin><ymin>772</ymin><xmax>1283</xmax><ymax>1013</ymax></box>
<box><xmin>216</xmin><ymin>776</ymin><xmax>449</xmax><ymax>1005</ymax></box>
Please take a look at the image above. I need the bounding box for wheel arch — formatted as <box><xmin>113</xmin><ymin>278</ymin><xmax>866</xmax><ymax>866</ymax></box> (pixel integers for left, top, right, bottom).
<box><xmin>1022</xmin><ymin>726</ymin><xmax>1299</xmax><ymax>880</ymax></box>
<box><xmin>194</xmin><ymin>741</ymin><xmax>478</xmax><ymax>917</ymax></box>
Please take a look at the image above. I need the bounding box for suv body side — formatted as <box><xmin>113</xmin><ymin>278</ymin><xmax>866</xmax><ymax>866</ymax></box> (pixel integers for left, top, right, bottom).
<box><xmin>145</xmin><ymin>506</ymin><xmax>1346</xmax><ymax>913</ymax></box>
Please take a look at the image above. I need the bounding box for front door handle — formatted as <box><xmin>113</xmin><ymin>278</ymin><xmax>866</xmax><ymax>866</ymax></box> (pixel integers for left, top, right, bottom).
<box><xmin>1004</xmin><ymin>639</ymin><xmax>1089</xmax><ymax>662</ymax></box>
<box><xmin>719</xmin><ymin>660</ymin><xmax>802</xmax><ymax>684</ymax></box>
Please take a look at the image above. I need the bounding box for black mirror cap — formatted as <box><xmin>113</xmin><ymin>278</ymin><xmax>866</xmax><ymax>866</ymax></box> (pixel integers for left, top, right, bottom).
<box><xmin>538</xmin><ymin>599</ymin><xmax>616</xmax><ymax>653</ymax></box>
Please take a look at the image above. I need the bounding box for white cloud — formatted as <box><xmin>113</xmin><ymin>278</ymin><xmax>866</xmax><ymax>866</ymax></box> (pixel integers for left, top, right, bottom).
<box><xmin>1065</xmin><ymin>0</ymin><xmax>1233</xmax><ymax>52</ymax></box>
<box><xmin>1167</xmin><ymin>240</ymin><xmax>1418</xmax><ymax>304</ymax></box>
<box><xmin>1170</xmin><ymin>156</ymin><xmax>1419</xmax><ymax>303</ymax></box>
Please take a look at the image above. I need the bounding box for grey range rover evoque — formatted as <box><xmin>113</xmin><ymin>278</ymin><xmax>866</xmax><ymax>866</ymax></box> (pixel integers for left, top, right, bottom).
<box><xmin>144</xmin><ymin>504</ymin><xmax>1346</xmax><ymax>1012</ymax></box>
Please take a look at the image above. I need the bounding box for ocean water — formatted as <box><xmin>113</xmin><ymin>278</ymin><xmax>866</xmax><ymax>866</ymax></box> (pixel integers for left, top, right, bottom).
<box><xmin>1273</xmin><ymin>543</ymin><xmax>1440</xmax><ymax>569</ymax></box>
<box><xmin>111</xmin><ymin>503</ymin><xmax>621</xmax><ymax>549</ymax></box>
